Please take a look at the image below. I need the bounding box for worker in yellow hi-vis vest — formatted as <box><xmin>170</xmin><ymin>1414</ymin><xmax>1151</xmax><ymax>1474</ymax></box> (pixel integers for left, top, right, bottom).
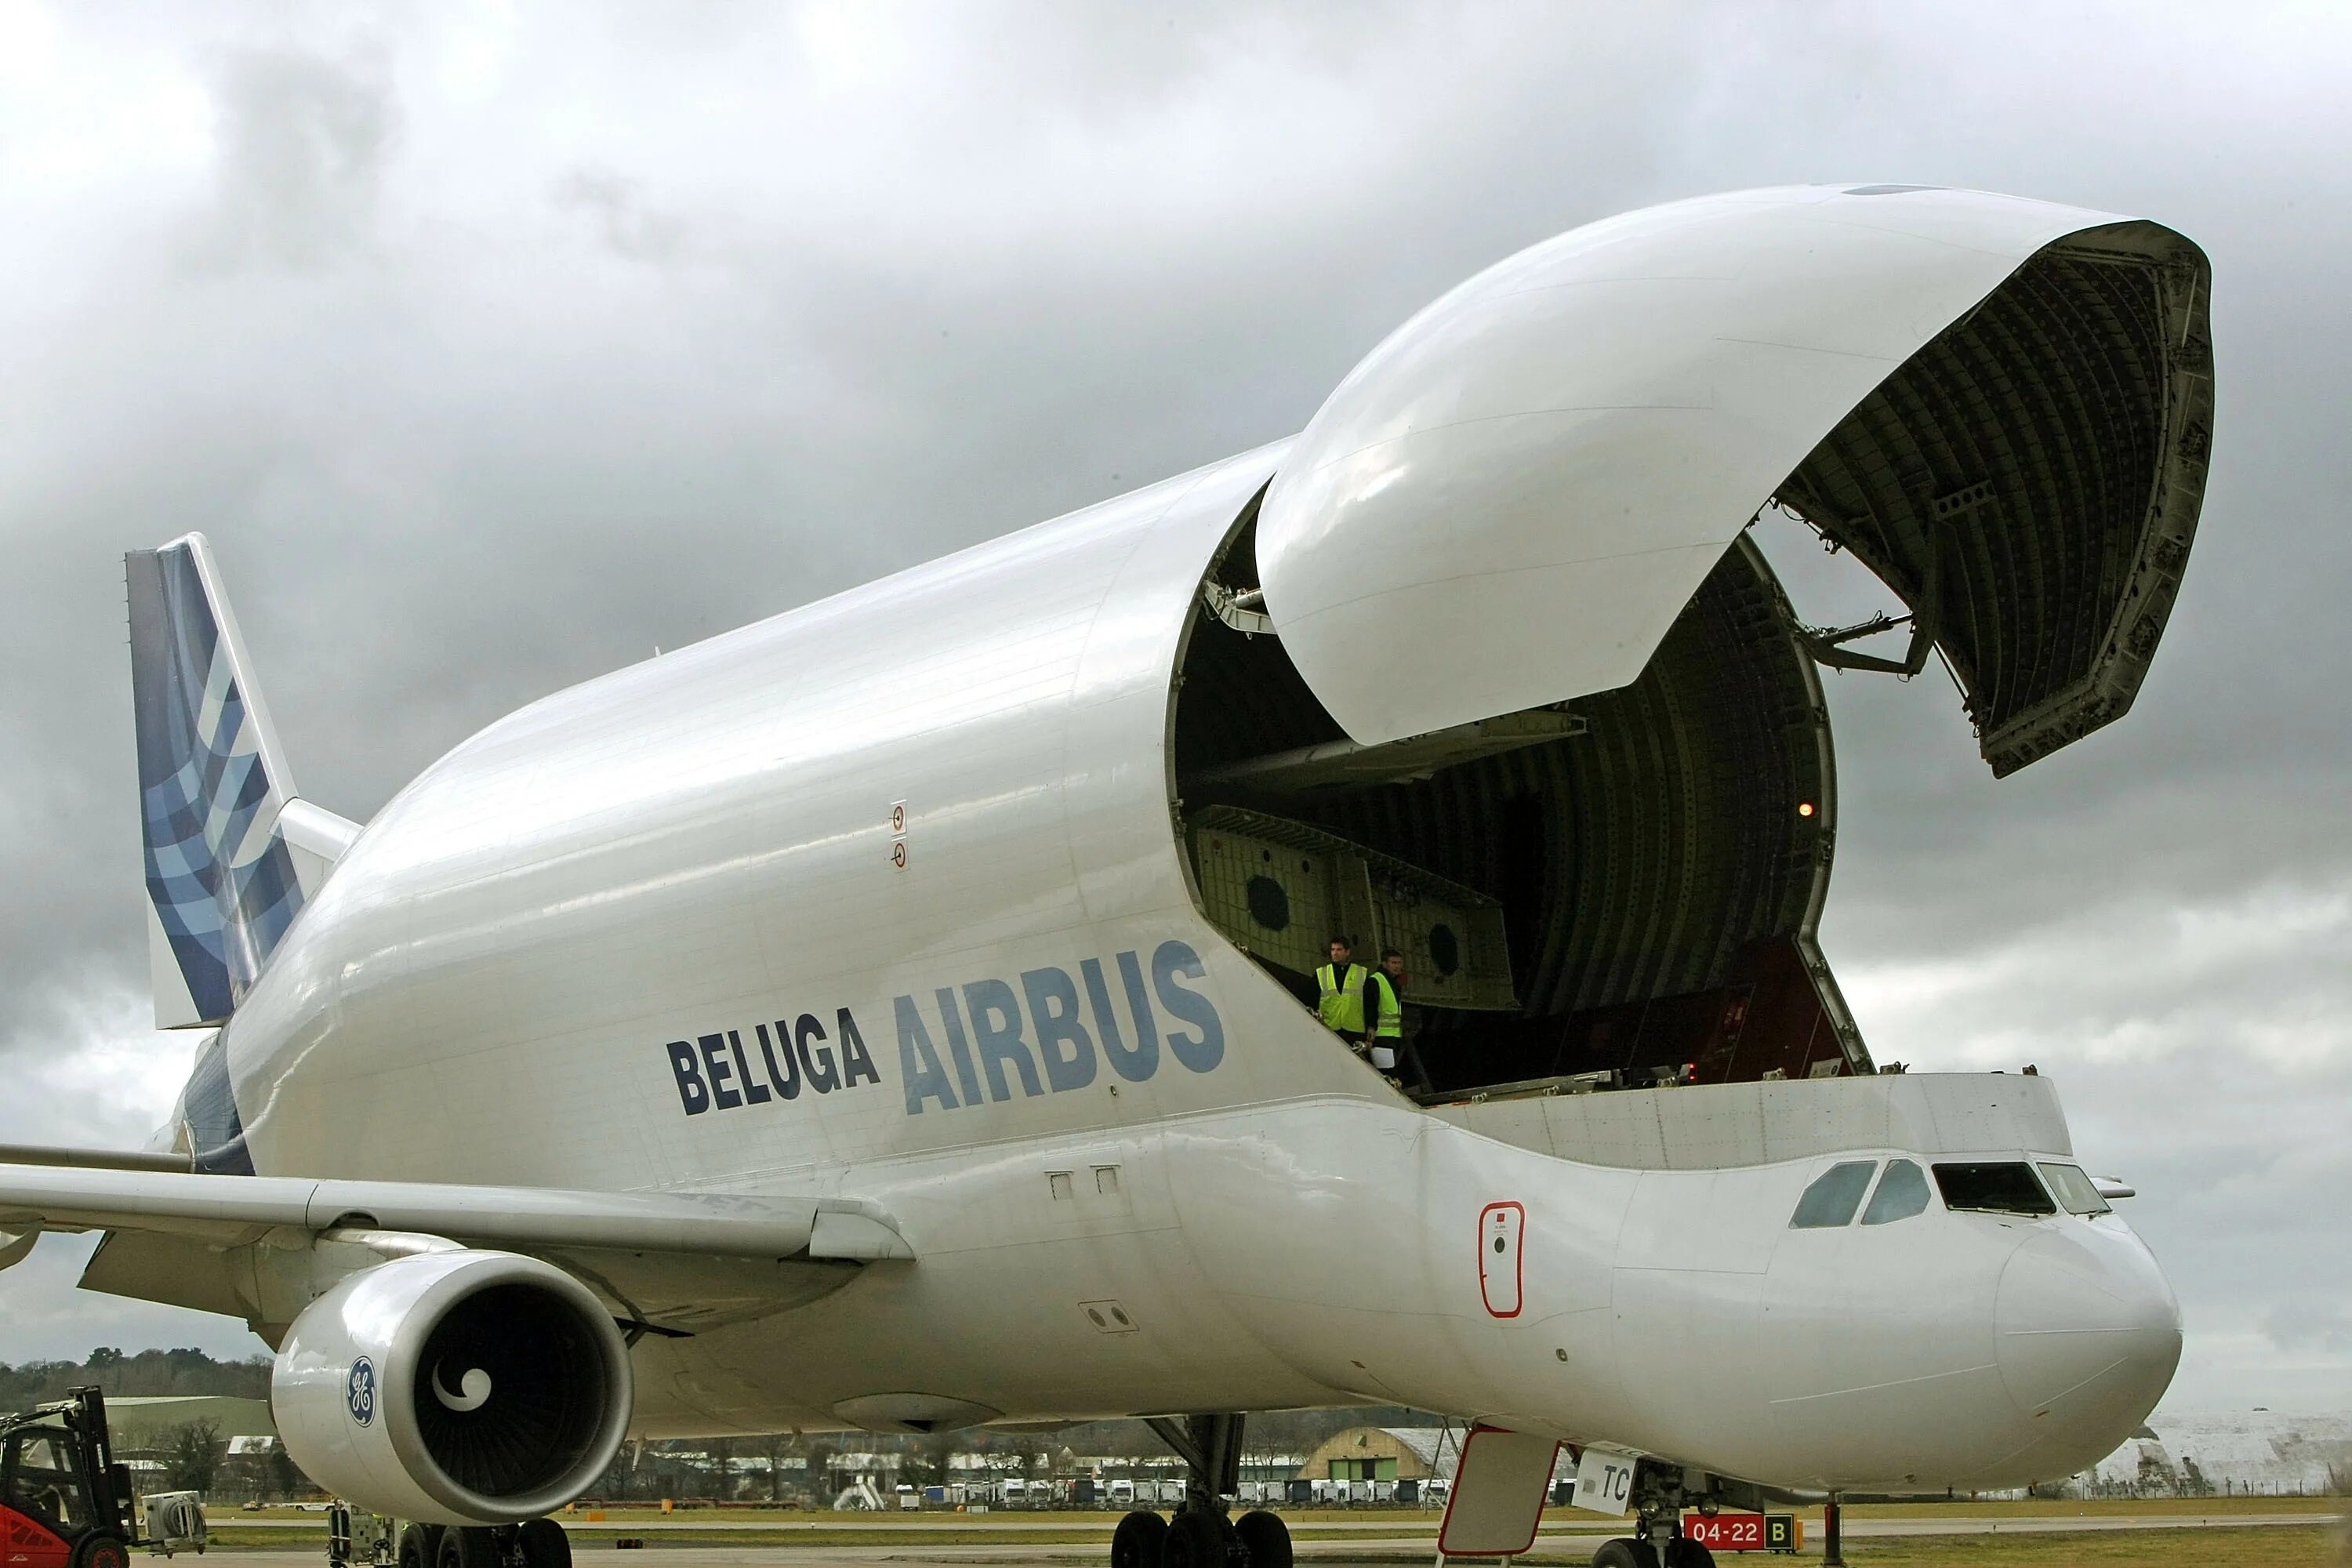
<box><xmin>1367</xmin><ymin>953</ymin><xmax>1405</xmax><ymax>1073</ymax></box>
<box><xmin>1372</xmin><ymin>948</ymin><xmax>1433</xmax><ymax>1091</ymax></box>
<box><xmin>1315</xmin><ymin>937</ymin><xmax>1370</xmax><ymax>1045</ymax></box>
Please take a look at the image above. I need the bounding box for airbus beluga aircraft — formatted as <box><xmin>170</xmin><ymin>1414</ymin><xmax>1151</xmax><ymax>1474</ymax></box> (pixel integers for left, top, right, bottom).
<box><xmin>1</xmin><ymin>185</ymin><xmax>2211</xmax><ymax>1568</ymax></box>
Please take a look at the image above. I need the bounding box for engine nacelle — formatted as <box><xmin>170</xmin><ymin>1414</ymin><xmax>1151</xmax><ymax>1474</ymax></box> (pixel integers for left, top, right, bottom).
<box><xmin>273</xmin><ymin>1248</ymin><xmax>632</xmax><ymax>1524</ymax></box>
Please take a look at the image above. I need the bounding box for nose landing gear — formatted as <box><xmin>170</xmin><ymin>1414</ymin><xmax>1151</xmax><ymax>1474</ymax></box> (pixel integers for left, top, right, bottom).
<box><xmin>1591</xmin><ymin>1462</ymin><xmax>1715</xmax><ymax>1568</ymax></box>
<box><xmin>1110</xmin><ymin>1414</ymin><xmax>1292</xmax><ymax>1568</ymax></box>
<box><xmin>1591</xmin><ymin>1539</ymin><xmax>1713</xmax><ymax>1568</ymax></box>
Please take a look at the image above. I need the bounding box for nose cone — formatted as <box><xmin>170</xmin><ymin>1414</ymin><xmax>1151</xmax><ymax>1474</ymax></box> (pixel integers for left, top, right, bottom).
<box><xmin>1994</xmin><ymin>1224</ymin><xmax>2181</xmax><ymax>1477</ymax></box>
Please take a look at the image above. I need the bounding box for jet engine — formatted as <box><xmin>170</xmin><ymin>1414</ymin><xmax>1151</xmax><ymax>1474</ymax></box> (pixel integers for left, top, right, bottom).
<box><xmin>271</xmin><ymin>1248</ymin><xmax>632</xmax><ymax>1524</ymax></box>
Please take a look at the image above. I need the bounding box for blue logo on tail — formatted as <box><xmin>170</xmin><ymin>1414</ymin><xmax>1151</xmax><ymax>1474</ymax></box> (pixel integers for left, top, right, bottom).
<box><xmin>128</xmin><ymin>539</ymin><xmax>306</xmax><ymax>1024</ymax></box>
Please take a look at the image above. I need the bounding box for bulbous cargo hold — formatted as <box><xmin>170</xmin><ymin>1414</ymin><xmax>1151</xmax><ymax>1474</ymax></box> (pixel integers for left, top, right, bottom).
<box><xmin>1172</xmin><ymin>186</ymin><xmax>2212</xmax><ymax>1094</ymax></box>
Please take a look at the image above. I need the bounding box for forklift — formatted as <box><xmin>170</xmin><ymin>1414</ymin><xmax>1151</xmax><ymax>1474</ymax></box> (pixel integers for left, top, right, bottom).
<box><xmin>0</xmin><ymin>1388</ymin><xmax>138</xmax><ymax>1568</ymax></box>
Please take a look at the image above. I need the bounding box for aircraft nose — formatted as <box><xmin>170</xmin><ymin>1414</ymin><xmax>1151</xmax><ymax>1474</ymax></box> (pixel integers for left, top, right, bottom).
<box><xmin>1994</xmin><ymin>1224</ymin><xmax>2181</xmax><ymax>1465</ymax></box>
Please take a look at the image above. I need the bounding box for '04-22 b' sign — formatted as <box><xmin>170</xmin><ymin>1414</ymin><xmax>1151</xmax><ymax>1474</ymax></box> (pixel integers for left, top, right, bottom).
<box><xmin>1680</xmin><ymin>1513</ymin><xmax>1798</xmax><ymax>1554</ymax></box>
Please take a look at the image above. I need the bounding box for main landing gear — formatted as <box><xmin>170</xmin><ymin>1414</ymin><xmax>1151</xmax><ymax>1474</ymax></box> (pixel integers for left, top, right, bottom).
<box><xmin>1110</xmin><ymin>1414</ymin><xmax>1291</xmax><ymax>1568</ymax></box>
<box><xmin>1590</xmin><ymin>1462</ymin><xmax>1715</xmax><ymax>1568</ymax></box>
<box><xmin>395</xmin><ymin>1520</ymin><xmax>571</xmax><ymax>1568</ymax></box>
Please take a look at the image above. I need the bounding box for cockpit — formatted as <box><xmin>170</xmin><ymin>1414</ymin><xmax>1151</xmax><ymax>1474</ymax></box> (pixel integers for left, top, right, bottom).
<box><xmin>1788</xmin><ymin>1156</ymin><xmax>2114</xmax><ymax>1229</ymax></box>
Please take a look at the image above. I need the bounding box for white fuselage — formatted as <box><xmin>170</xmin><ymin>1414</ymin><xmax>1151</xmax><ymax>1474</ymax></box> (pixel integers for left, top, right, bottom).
<box><xmin>191</xmin><ymin>438</ymin><xmax>2180</xmax><ymax>1495</ymax></box>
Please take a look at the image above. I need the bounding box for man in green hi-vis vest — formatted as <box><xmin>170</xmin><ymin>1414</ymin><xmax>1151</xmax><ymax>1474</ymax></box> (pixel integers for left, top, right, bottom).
<box><xmin>1371</xmin><ymin>948</ymin><xmax>1432</xmax><ymax>1091</ymax></box>
<box><xmin>1367</xmin><ymin>953</ymin><xmax>1405</xmax><ymax>1065</ymax></box>
<box><xmin>1315</xmin><ymin>936</ymin><xmax>1370</xmax><ymax>1044</ymax></box>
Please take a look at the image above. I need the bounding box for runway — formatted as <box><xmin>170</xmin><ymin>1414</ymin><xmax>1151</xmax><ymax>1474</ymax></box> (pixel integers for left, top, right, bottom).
<box><xmin>216</xmin><ymin>1509</ymin><xmax>2341</xmax><ymax>1538</ymax></box>
<box><xmin>187</xmin><ymin>1504</ymin><xmax>2346</xmax><ymax>1566</ymax></box>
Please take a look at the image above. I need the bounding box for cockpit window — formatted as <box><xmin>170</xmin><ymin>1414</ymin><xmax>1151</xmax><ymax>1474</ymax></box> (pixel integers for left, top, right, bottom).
<box><xmin>1861</xmin><ymin>1158</ymin><xmax>1932</xmax><ymax>1225</ymax></box>
<box><xmin>1789</xmin><ymin>1160</ymin><xmax>1877</xmax><ymax>1228</ymax></box>
<box><xmin>1933</xmin><ymin>1162</ymin><xmax>2056</xmax><ymax>1216</ymax></box>
<box><xmin>2037</xmin><ymin>1161</ymin><xmax>2112</xmax><ymax>1216</ymax></box>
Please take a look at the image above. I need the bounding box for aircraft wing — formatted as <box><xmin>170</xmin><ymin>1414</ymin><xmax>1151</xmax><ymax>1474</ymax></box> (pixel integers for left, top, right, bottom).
<box><xmin>0</xmin><ymin>1160</ymin><xmax>911</xmax><ymax>1335</ymax></box>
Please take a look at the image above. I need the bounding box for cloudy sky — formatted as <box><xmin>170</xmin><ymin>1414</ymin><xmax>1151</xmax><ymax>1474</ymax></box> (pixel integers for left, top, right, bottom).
<box><xmin>2</xmin><ymin>2</ymin><xmax>2347</xmax><ymax>1414</ymax></box>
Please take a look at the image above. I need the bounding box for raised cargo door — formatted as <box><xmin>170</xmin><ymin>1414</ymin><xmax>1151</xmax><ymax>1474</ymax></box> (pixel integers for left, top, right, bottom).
<box><xmin>1255</xmin><ymin>184</ymin><xmax>2161</xmax><ymax>746</ymax></box>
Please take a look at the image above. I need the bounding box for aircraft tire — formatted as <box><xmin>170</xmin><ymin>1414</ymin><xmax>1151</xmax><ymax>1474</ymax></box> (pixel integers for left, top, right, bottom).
<box><xmin>517</xmin><ymin>1519</ymin><xmax>572</xmax><ymax>1568</ymax></box>
<box><xmin>1233</xmin><ymin>1509</ymin><xmax>1291</xmax><ymax>1568</ymax></box>
<box><xmin>435</xmin><ymin>1527</ymin><xmax>499</xmax><ymax>1568</ymax></box>
<box><xmin>1111</xmin><ymin>1509</ymin><xmax>1167</xmax><ymax>1568</ymax></box>
<box><xmin>397</xmin><ymin>1524</ymin><xmax>441</xmax><ymax>1568</ymax></box>
<box><xmin>1591</xmin><ymin>1541</ymin><xmax>1657</xmax><ymax>1568</ymax></box>
<box><xmin>1664</xmin><ymin>1540</ymin><xmax>1715</xmax><ymax>1568</ymax></box>
<box><xmin>70</xmin><ymin>1533</ymin><xmax>129</xmax><ymax>1568</ymax></box>
<box><xmin>1159</xmin><ymin>1510</ymin><xmax>1225</xmax><ymax>1568</ymax></box>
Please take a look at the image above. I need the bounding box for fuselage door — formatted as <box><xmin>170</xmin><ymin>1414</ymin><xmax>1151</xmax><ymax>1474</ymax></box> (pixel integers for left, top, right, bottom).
<box><xmin>1479</xmin><ymin>1200</ymin><xmax>1524</xmax><ymax>1318</ymax></box>
<box><xmin>1254</xmin><ymin>186</ymin><xmax>2140</xmax><ymax>747</ymax></box>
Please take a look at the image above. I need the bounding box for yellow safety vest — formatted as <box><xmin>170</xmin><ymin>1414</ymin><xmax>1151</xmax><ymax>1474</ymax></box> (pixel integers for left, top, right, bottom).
<box><xmin>1316</xmin><ymin>962</ymin><xmax>1368</xmax><ymax>1033</ymax></box>
<box><xmin>1370</xmin><ymin>973</ymin><xmax>1403</xmax><ymax>1038</ymax></box>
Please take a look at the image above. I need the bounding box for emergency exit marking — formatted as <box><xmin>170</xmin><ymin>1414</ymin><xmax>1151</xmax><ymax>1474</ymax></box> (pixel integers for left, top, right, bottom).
<box><xmin>1479</xmin><ymin>1200</ymin><xmax>1524</xmax><ymax>1317</ymax></box>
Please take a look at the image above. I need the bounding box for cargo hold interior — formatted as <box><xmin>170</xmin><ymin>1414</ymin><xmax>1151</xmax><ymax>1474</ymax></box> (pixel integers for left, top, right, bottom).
<box><xmin>1168</xmin><ymin>230</ymin><xmax>2211</xmax><ymax>1099</ymax></box>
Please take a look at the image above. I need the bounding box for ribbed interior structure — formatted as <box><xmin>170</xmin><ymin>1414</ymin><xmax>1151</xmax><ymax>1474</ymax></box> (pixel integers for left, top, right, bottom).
<box><xmin>1777</xmin><ymin>227</ymin><xmax>2212</xmax><ymax>776</ymax></box>
<box><xmin>1529</xmin><ymin>542</ymin><xmax>1826</xmax><ymax>1018</ymax></box>
<box><xmin>1175</xmin><ymin>533</ymin><xmax>1861</xmax><ymax>1090</ymax></box>
<box><xmin>1171</xmin><ymin>225</ymin><xmax>2210</xmax><ymax>1092</ymax></box>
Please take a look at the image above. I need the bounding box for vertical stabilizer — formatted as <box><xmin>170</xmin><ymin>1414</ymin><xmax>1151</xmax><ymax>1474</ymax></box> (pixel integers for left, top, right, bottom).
<box><xmin>127</xmin><ymin>535</ymin><xmax>356</xmax><ymax>1028</ymax></box>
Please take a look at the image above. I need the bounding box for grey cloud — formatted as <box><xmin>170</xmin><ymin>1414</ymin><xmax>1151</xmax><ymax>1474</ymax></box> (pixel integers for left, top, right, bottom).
<box><xmin>554</xmin><ymin>166</ymin><xmax>688</xmax><ymax>263</ymax></box>
<box><xmin>0</xmin><ymin>1236</ymin><xmax>261</xmax><ymax>1365</ymax></box>
<box><xmin>197</xmin><ymin>46</ymin><xmax>397</xmax><ymax>270</ymax></box>
<box><xmin>2267</xmin><ymin>1302</ymin><xmax>2352</xmax><ymax>1356</ymax></box>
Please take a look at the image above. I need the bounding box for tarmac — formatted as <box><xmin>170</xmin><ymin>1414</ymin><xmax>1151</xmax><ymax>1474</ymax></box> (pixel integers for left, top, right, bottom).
<box><xmin>183</xmin><ymin>1508</ymin><xmax>2345</xmax><ymax>1566</ymax></box>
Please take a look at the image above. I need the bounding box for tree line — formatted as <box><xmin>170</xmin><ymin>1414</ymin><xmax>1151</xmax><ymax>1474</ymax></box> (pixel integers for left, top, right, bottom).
<box><xmin>0</xmin><ymin>1347</ymin><xmax>272</xmax><ymax>1411</ymax></box>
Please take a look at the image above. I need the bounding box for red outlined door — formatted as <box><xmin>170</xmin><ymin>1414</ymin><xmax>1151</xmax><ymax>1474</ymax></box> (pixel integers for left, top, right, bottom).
<box><xmin>1436</xmin><ymin>1425</ymin><xmax>1560</xmax><ymax>1557</ymax></box>
<box><xmin>1479</xmin><ymin>1200</ymin><xmax>1524</xmax><ymax>1318</ymax></box>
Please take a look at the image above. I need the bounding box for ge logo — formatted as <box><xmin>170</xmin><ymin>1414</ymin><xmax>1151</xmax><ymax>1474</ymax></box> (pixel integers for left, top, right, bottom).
<box><xmin>346</xmin><ymin>1357</ymin><xmax>377</xmax><ymax>1426</ymax></box>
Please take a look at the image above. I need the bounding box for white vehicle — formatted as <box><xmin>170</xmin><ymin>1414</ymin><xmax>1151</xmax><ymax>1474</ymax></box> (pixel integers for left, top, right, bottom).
<box><xmin>0</xmin><ymin>185</ymin><xmax>2209</xmax><ymax>1568</ymax></box>
<box><xmin>832</xmin><ymin>1479</ymin><xmax>884</xmax><ymax>1512</ymax></box>
<box><xmin>1108</xmin><ymin>1479</ymin><xmax>1137</xmax><ymax>1508</ymax></box>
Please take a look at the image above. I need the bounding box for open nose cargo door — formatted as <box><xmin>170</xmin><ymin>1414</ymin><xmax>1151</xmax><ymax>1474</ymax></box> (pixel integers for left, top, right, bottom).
<box><xmin>1256</xmin><ymin>184</ymin><xmax>2213</xmax><ymax>773</ymax></box>
<box><xmin>1185</xmin><ymin>185</ymin><xmax>2215</xmax><ymax>1092</ymax></box>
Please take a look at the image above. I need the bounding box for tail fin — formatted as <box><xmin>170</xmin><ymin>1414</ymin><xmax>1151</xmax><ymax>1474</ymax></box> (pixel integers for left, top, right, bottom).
<box><xmin>127</xmin><ymin>534</ymin><xmax>358</xmax><ymax>1028</ymax></box>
